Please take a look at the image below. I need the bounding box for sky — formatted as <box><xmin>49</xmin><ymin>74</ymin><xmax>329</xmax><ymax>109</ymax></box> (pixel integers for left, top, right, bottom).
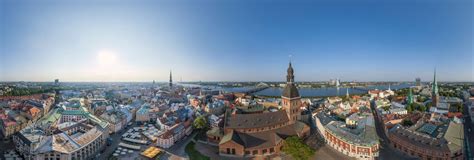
<box><xmin>0</xmin><ymin>0</ymin><xmax>472</xmax><ymax>82</ymax></box>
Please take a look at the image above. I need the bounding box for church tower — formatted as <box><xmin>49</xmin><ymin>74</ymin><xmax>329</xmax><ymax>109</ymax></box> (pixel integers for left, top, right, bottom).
<box><xmin>169</xmin><ymin>70</ymin><xmax>173</xmax><ymax>89</ymax></box>
<box><xmin>407</xmin><ymin>88</ymin><xmax>414</xmax><ymax>105</ymax></box>
<box><xmin>432</xmin><ymin>69</ymin><xmax>439</xmax><ymax>107</ymax></box>
<box><xmin>282</xmin><ymin>62</ymin><xmax>301</xmax><ymax>123</ymax></box>
<box><xmin>346</xmin><ymin>88</ymin><xmax>350</xmax><ymax>99</ymax></box>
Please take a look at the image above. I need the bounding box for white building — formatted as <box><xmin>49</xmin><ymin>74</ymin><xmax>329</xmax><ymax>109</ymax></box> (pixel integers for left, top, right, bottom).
<box><xmin>205</xmin><ymin>100</ymin><xmax>226</xmax><ymax>115</ymax></box>
<box><xmin>156</xmin><ymin>120</ymin><xmax>192</xmax><ymax>148</ymax></box>
<box><xmin>100</xmin><ymin>109</ymin><xmax>129</xmax><ymax>133</ymax></box>
<box><xmin>13</xmin><ymin>103</ymin><xmax>109</xmax><ymax>160</ymax></box>
<box><xmin>389</xmin><ymin>108</ymin><xmax>408</xmax><ymax>115</ymax></box>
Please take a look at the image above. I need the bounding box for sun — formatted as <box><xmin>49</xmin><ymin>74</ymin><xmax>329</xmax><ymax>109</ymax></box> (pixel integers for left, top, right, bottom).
<box><xmin>97</xmin><ymin>50</ymin><xmax>118</xmax><ymax>66</ymax></box>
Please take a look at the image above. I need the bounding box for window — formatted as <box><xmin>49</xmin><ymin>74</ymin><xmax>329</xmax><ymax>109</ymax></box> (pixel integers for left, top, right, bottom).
<box><xmin>231</xmin><ymin>149</ymin><xmax>236</xmax><ymax>154</ymax></box>
<box><xmin>226</xmin><ymin>148</ymin><xmax>231</xmax><ymax>154</ymax></box>
<box><xmin>245</xmin><ymin>151</ymin><xmax>250</xmax><ymax>155</ymax></box>
<box><xmin>262</xmin><ymin>149</ymin><xmax>267</xmax><ymax>154</ymax></box>
<box><xmin>253</xmin><ymin>150</ymin><xmax>258</xmax><ymax>155</ymax></box>
<box><xmin>270</xmin><ymin>148</ymin><xmax>274</xmax><ymax>153</ymax></box>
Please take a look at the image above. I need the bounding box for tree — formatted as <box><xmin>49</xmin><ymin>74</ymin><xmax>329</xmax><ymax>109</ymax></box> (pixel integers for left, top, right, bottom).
<box><xmin>402</xmin><ymin>119</ymin><xmax>413</xmax><ymax>126</ymax></box>
<box><xmin>410</xmin><ymin>103</ymin><xmax>426</xmax><ymax>112</ymax></box>
<box><xmin>417</xmin><ymin>96</ymin><xmax>427</xmax><ymax>103</ymax></box>
<box><xmin>193</xmin><ymin>116</ymin><xmax>208</xmax><ymax>130</ymax></box>
<box><xmin>418</xmin><ymin>104</ymin><xmax>427</xmax><ymax>112</ymax></box>
<box><xmin>282</xmin><ymin>136</ymin><xmax>315</xmax><ymax>160</ymax></box>
<box><xmin>451</xmin><ymin>103</ymin><xmax>463</xmax><ymax>112</ymax></box>
<box><xmin>426</xmin><ymin>102</ymin><xmax>433</xmax><ymax>107</ymax></box>
<box><xmin>406</xmin><ymin>104</ymin><xmax>413</xmax><ymax>113</ymax></box>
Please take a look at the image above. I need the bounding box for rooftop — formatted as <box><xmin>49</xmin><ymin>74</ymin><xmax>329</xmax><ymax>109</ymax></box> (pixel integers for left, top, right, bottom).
<box><xmin>225</xmin><ymin>110</ymin><xmax>289</xmax><ymax>129</ymax></box>
<box><xmin>325</xmin><ymin>117</ymin><xmax>378</xmax><ymax>147</ymax></box>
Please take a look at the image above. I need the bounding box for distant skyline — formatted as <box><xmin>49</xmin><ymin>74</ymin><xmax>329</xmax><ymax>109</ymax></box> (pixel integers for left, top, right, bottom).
<box><xmin>1</xmin><ymin>0</ymin><xmax>472</xmax><ymax>82</ymax></box>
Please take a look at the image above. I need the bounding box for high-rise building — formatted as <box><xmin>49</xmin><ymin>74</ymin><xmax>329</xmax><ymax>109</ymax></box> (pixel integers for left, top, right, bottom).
<box><xmin>431</xmin><ymin>69</ymin><xmax>439</xmax><ymax>107</ymax></box>
<box><xmin>416</xmin><ymin>78</ymin><xmax>421</xmax><ymax>86</ymax></box>
<box><xmin>54</xmin><ymin>79</ymin><xmax>59</xmax><ymax>86</ymax></box>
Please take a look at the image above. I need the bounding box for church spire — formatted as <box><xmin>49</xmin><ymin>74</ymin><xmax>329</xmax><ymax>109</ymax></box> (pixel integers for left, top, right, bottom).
<box><xmin>431</xmin><ymin>68</ymin><xmax>439</xmax><ymax>107</ymax></box>
<box><xmin>407</xmin><ymin>88</ymin><xmax>414</xmax><ymax>105</ymax></box>
<box><xmin>432</xmin><ymin>68</ymin><xmax>438</xmax><ymax>95</ymax></box>
<box><xmin>346</xmin><ymin>88</ymin><xmax>349</xmax><ymax>98</ymax></box>
<box><xmin>287</xmin><ymin>62</ymin><xmax>294</xmax><ymax>83</ymax></box>
<box><xmin>169</xmin><ymin>70</ymin><xmax>173</xmax><ymax>88</ymax></box>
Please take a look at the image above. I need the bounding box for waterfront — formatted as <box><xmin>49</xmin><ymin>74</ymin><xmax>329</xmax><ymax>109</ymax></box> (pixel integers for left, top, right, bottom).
<box><xmin>220</xmin><ymin>83</ymin><xmax>413</xmax><ymax>97</ymax></box>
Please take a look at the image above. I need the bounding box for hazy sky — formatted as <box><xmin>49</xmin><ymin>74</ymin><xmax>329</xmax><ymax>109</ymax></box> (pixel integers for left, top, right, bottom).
<box><xmin>0</xmin><ymin>0</ymin><xmax>472</xmax><ymax>82</ymax></box>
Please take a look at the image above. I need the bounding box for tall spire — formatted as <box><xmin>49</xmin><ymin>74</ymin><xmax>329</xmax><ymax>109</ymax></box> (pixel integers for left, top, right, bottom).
<box><xmin>431</xmin><ymin>68</ymin><xmax>439</xmax><ymax>107</ymax></box>
<box><xmin>287</xmin><ymin>61</ymin><xmax>294</xmax><ymax>83</ymax></box>
<box><xmin>432</xmin><ymin>68</ymin><xmax>438</xmax><ymax>95</ymax></box>
<box><xmin>282</xmin><ymin>60</ymin><xmax>299</xmax><ymax>98</ymax></box>
<box><xmin>346</xmin><ymin>88</ymin><xmax>349</xmax><ymax>98</ymax></box>
<box><xmin>407</xmin><ymin>88</ymin><xmax>414</xmax><ymax>105</ymax></box>
<box><xmin>169</xmin><ymin>70</ymin><xmax>173</xmax><ymax>88</ymax></box>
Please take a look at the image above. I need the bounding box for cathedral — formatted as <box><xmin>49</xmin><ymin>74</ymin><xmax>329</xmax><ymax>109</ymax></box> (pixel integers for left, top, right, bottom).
<box><xmin>213</xmin><ymin>62</ymin><xmax>310</xmax><ymax>157</ymax></box>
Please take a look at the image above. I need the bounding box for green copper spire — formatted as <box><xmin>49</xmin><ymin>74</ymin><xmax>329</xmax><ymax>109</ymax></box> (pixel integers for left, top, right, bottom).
<box><xmin>407</xmin><ymin>88</ymin><xmax>414</xmax><ymax>105</ymax></box>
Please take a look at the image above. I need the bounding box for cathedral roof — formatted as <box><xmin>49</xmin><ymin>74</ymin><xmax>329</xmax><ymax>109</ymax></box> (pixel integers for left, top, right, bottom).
<box><xmin>282</xmin><ymin>62</ymin><xmax>300</xmax><ymax>98</ymax></box>
<box><xmin>282</xmin><ymin>83</ymin><xmax>300</xmax><ymax>98</ymax></box>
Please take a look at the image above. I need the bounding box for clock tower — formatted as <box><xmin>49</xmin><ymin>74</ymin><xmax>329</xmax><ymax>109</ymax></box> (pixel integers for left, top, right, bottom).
<box><xmin>282</xmin><ymin>62</ymin><xmax>302</xmax><ymax>123</ymax></box>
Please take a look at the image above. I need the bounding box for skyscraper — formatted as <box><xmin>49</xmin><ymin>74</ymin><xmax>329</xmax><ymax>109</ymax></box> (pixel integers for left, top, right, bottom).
<box><xmin>431</xmin><ymin>69</ymin><xmax>439</xmax><ymax>107</ymax></box>
<box><xmin>416</xmin><ymin>78</ymin><xmax>421</xmax><ymax>86</ymax></box>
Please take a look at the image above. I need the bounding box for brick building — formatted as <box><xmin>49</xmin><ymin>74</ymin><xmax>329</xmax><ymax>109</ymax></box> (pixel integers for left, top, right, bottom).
<box><xmin>214</xmin><ymin>62</ymin><xmax>310</xmax><ymax>158</ymax></box>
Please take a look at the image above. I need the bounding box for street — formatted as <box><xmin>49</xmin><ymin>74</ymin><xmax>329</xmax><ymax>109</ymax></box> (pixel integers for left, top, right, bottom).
<box><xmin>369</xmin><ymin>100</ymin><xmax>418</xmax><ymax>160</ymax></box>
<box><xmin>98</xmin><ymin>128</ymin><xmax>126</xmax><ymax>160</ymax></box>
<box><xmin>161</xmin><ymin>132</ymin><xmax>197</xmax><ymax>160</ymax></box>
<box><xmin>462</xmin><ymin>91</ymin><xmax>473</xmax><ymax>159</ymax></box>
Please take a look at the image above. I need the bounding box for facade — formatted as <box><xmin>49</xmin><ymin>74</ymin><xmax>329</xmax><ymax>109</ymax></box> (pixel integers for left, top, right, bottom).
<box><xmin>13</xmin><ymin>100</ymin><xmax>109</xmax><ymax>160</ymax></box>
<box><xmin>388</xmin><ymin>122</ymin><xmax>464</xmax><ymax>160</ymax></box>
<box><xmin>99</xmin><ymin>109</ymin><xmax>128</xmax><ymax>133</ymax></box>
<box><xmin>0</xmin><ymin>94</ymin><xmax>55</xmax><ymax>139</ymax></box>
<box><xmin>215</xmin><ymin>62</ymin><xmax>310</xmax><ymax>158</ymax></box>
<box><xmin>389</xmin><ymin>108</ymin><xmax>408</xmax><ymax>115</ymax></box>
<box><xmin>204</xmin><ymin>100</ymin><xmax>226</xmax><ymax>115</ymax></box>
<box><xmin>315</xmin><ymin>112</ymin><xmax>380</xmax><ymax>160</ymax></box>
<box><xmin>155</xmin><ymin>119</ymin><xmax>192</xmax><ymax>148</ymax></box>
<box><xmin>136</xmin><ymin>104</ymin><xmax>151</xmax><ymax>122</ymax></box>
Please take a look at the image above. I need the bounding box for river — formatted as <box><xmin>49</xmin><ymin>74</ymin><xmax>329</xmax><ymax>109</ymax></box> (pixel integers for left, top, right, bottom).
<box><xmin>223</xmin><ymin>83</ymin><xmax>413</xmax><ymax>97</ymax></box>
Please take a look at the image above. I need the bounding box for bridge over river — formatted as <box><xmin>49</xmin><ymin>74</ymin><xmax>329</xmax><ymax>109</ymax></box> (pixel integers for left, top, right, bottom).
<box><xmin>230</xmin><ymin>82</ymin><xmax>270</xmax><ymax>95</ymax></box>
<box><xmin>223</xmin><ymin>83</ymin><xmax>412</xmax><ymax>97</ymax></box>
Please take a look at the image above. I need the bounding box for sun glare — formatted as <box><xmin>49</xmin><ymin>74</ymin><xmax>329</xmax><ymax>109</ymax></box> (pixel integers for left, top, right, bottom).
<box><xmin>97</xmin><ymin>50</ymin><xmax>118</xmax><ymax>66</ymax></box>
